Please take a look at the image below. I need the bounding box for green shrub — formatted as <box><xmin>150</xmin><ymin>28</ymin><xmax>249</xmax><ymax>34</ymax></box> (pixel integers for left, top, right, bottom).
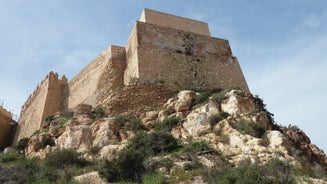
<box><xmin>90</xmin><ymin>106</ymin><xmax>107</xmax><ymax>120</ymax></box>
<box><xmin>0</xmin><ymin>152</ymin><xmax>23</xmax><ymax>163</ymax></box>
<box><xmin>14</xmin><ymin>137</ymin><xmax>29</xmax><ymax>151</ymax></box>
<box><xmin>89</xmin><ymin>146</ymin><xmax>100</xmax><ymax>155</ymax></box>
<box><xmin>209</xmin><ymin>112</ymin><xmax>229</xmax><ymax>128</ymax></box>
<box><xmin>171</xmin><ymin>167</ymin><xmax>202</xmax><ymax>183</ymax></box>
<box><xmin>59</xmin><ymin>111</ymin><xmax>74</xmax><ymax>126</ymax></box>
<box><xmin>182</xmin><ymin>140</ymin><xmax>213</xmax><ymax>154</ymax></box>
<box><xmin>194</xmin><ymin>91</ymin><xmax>210</xmax><ymax>104</ymax></box>
<box><xmin>45</xmin><ymin>115</ymin><xmax>55</xmax><ymax>122</ymax></box>
<box><xmin>125</xmin><ymin>118</ymin><xmax>147</xmax><ymax>133</ymax></box>
<box><xmin>115</xmin><ymin>115</ymin><xmax>129</xmax><ymax>126</ymax></box>
<box><xmin>153</xmin><ymin>117</ymin><xmax>180</xmax><ymax>131</ymax></box>
<box><xmin>206</xmin><ymin>158</ymin><xmax>295</xmax><ymax>184</ymax></box>
<box><xmin>211</xmin><ymin>91</ymin><xmax>228</xmax><ymax>103</ymax></box>
<box><xmin>142</xmin><ymin>172</ymin><xmax>165</xmax><ymax>184</ymax></box>
<box><xmin>232</xmin><ymin>120</ymin><xmax>266</xmax><ymax>138</ymax></box>
<box><xmin>183</xmin><ymin>161</ymin><xmax>202</xmax><ymax>171</ymax></box>
<box><xmin>99</xmin><ymin>149</ymin><xmax>146</xmax><ymax>182</ymax></box>
<box><xmin>116</xmin><ymin>149</ymin><xmax>146</xmax><ymax>181</ymax></box>
<box><xmin>39</xmin><ymin>136</ymin><xmax>55</xmax><ymax>149</ymax></box>
<box><xmin>128</xmin><ymin>131</ymin><xmax>179</xmax><ymax>155</ymax></box>
<box><xmin>160</xmin><ymin>157</ymin><xmax>174</xmax><ymax>171</ymax></box>
<box><xmin>44</xmin><ymin>149</ymin><xmax>88</xmax><ymax>169</ymax></box>
<box><xmin>219</xmin><ymin>134</ymin><xmax>230</xmax><ymax>144</ymax></box>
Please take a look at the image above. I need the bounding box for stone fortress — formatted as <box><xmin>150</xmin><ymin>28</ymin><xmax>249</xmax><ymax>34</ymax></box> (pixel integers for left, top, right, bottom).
<box><xmin>13</xmin><ymin>9</ymin><xmax>249</xmax><ymax>143</ymax></box>
<box><xmin>0</xmin><ymin>106</ymin><xmax>16</xmax><ymax>149</ymax></box>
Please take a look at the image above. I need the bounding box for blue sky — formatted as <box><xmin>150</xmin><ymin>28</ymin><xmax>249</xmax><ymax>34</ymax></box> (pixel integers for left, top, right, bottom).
<box><xmin>0</xmin><ymin>0</ymin><xmax>326</xmax><ymax>152</ymax></box>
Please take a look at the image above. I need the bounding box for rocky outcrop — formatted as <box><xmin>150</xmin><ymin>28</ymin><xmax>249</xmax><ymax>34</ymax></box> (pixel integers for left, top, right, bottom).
<box><xmin>74</xmin><ymin>171</ymin><xmax>107</xmax><ymax>184</ymax></box>
<box><xmin>21</xmin><ymin>89</ymin><xmax>327</xmax><ymax>183</ymax></box>
<box><xmin>285</xmin><ymin>128</ymin><xmax>327</xmax><ymax>167</ymax></box>
<box><xmin>221</xmin><ymin>90</ymin><xmax>255</xmax><ymax>115</ymax></box>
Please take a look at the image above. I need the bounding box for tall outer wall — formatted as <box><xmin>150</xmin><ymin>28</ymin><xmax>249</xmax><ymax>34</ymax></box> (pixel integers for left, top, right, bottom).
<box><xmin>13</xmin><ymin>72</ymin><xmax>68</xmax><ymax>143</ymax></box>
<box><xmin>0</xmin><ymin>107</ymin><xmax>12</xmax><ymax>149</ymax></box>
<box><xmin>125</xmin><ymin>21</ymin><xmax>249</xmax><ymax>92</ymax></box>
<box><xmin>68</xmin><ymin>46</ymin><xmax>126</xmax><ymax>109</ymax></box>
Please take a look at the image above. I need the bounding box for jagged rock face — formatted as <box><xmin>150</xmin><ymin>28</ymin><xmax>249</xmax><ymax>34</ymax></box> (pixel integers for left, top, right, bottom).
<box><xmin>23</xmin><ymin>89</ymin><xmax>327</xmax><ymax>182</ymax></box>
<box><xmin>221</xmin><ymin>90</ymin><xmax>255</xmax><ymax>115</ymax></box>
<box><xmin>285</xmin><ymin>128</ymin><xmax>327</xmax><ymax>166</ymax></box>
<box><xmin>91</xmin><ymin>118</ymin><xmax>121</xmax><ymax>148</ymax></box>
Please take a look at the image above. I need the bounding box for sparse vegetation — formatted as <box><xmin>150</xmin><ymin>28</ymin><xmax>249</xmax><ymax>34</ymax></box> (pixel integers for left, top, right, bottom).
<box><xmin>0</xmin><ymin>149</ymin><xmax>92</xmax><ymax>183</ymax></box>
<box><xmin>206</xmin><ymin>158</ymin><xmax>296</xmax><ymax>184</ymax></box>
<box><xmin>39</xmin><ymin>136</ymin><xmax>55</xmax><ymax>149</ymax></box>
<box><xmin>124</xmin><ymin>117</ymin><xmax>147</xmax><ymax>133</ymax></box>
<box><xmin>193</xmin><ymin>88</ymin><xmax>224</xmax><ymax>105</ymax></box>
<box><xmin>59</xmin><ymin>111</ymin><xmax>74</xmax><ymax>126</ymax></box>
<box><xmin>142</xmin><ymin>172</ymin><xmax>165</xmax><ymax>184</ymax></box>
<box><xmin>182</xmin><ymin>140</ymin><xmax>214</xmax><ymax>154</ymax></box>
<box><xmin>232</xmin><ymin>120</ymin><xmax>266</xmax><ymax>138</ymax></box>
<box><xmin>14</xmin><ymin>137</ymin><xmax>29</xmax><ymax>151</ymax></box>
<box><xmin>208</xmin><ymin>111</ymin><xmax>229</xmax><ymax>128</ymax></box>
<box><xmin>90</xmin><ymin>106</ymin><xmax>107</xmax><ymax>120</ymax></box>
<box><xmin>219</xmin><ymin>134</ymin><xmax>230</xmax><ymax>144</ymax></box>
<box><xmin>152</xmin><ymin>117</ymin><xmax>180</xmax><ymax>131</ymax></box>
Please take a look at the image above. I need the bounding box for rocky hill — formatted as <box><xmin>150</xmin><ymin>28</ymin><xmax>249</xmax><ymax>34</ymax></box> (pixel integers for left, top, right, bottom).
<box><xmin>1</xmin><ymin>88</ymin><xmax>326</xmax><ymax>183</ymax></box>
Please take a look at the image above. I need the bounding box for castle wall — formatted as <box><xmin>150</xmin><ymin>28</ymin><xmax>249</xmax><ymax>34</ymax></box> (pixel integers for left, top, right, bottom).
<box><xmin>0</xmin><ymin>106</ymin><xmax>12</xmax><ymax>149</ymax></box>
<box><xmin>140</xmin><ymin>8</ymin><xmax>210</xmax><ymax>36</ymax></box>
<box><xmin>124</xmin><ymin>25</ymin><xmax>139</xmax><ymax>85</ymax></box>
<box><xmin>125</xmin><ymin>21</ymin><xmax>249</xmax><ymax>92</ymax></box>
<box><xmin>69</xmin><ymin>46</ymin><xmax>126</xmax><ymax>109</ymax></box>
<box><xmin>14</xmin><ymin>72</ymin><xmax>68</xmax><ymax>143</ymax></box>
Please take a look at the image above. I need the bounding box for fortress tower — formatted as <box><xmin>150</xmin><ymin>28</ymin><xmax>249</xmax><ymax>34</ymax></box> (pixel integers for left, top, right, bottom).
<box><xmin>14</xmin><ymin>72</ymin><xmax>68</xmax><ymax>142</ymax></box>
<box><xmin>124</xmin><ymin>9</ymin><xmax>249</xmax><ymax>91</ymax></box>
<box><xmin>0</xmin><ymin>106</ymin><xmax>15</xmax><ymax>149</ymax></box>
<box><xmin>14</xmin><ymin>9</ymin><xmax>249</xmax><ymax>143</ymax></box>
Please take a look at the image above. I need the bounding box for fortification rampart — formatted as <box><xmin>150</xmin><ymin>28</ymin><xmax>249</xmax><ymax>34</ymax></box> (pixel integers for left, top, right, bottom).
<box><xmin>68</xmin><ymin>46</ymin><xmax>126</xmax><ymax>109</ymax></box>
<box><xmin>14</xmin><ymin>71</ymin><xmax>68</xmax><ymax>143</ymax></box>
<box><xmin>0</xmin><ymin>106</ymin><xmax>12</xmax><ymax>149</ymax></box>
<box><xmin>16</xmin><ymin>8</ymin><xmax>250</xmax><ymax>142</ymax></box>
<box><xmin>124</xmin><ymin>21</ymin><xmax>249</xmax><ymax>91</ymax></box>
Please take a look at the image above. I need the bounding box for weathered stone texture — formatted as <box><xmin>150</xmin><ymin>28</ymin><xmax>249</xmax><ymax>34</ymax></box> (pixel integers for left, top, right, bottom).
<box><xmin>69</xmin><ymin>46</ymin><xmax>126</xmax><ymax>109</ymax></box>
<box><xmin>104</xmin><ymin>84</ymin><xmax>175</xmax><ymax>116</ymax></box>
<box><xmin>16</xmin><ymin>8</ymin><xmax>250</xmax><ymax>143</ymax></box>
<box><xmin>0</xmin><ymin>107</ymin><xmax>12</xmax><ymax>149</ymax></box>
<box><xmin>140</xmin><ymin>8</ymin><xmax>210</xmax><ymax>36</ymax></box>
<box><xmin>14</xmin><ymin>72</ymin><xmax>68</xmax><ymax>143</ymax></box>
<box><xmin>124</xmin><ymin>21</ymin><xmax>249</xmax><ymax>92</ymax></box>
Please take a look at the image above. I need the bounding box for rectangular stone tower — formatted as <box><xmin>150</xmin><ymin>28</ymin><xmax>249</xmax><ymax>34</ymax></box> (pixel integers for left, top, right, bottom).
<box><xmin>14</xmin><ymin>72</ymin><xmax>68</xmax><ymax>143</ymax></box>
<box><xmin>124</xmin><ymin>9</ymin><xmax>249</xmax><ymax>92</ymax></box>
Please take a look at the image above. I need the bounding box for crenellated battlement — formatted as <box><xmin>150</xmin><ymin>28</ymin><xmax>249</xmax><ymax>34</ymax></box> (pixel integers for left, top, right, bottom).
<box><xmin>21</xmin><ymin>71</ymin><xmax>67</xmax><ymax>112</ymax></box>
<box><xmin>15</xmin><ymin>71</ymin><xmax>68</xmax><ymax>143</ymax></box>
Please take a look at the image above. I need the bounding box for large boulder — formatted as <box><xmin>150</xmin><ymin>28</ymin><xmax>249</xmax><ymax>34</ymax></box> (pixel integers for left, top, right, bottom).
<box><xmin>91</xmin><ymin>118</ymin><xmax>121</xmax><ymax>148</ymax></box>
<box><xmin>56</xmin><ymin>125</ymin><xmax>92</xmax><ymax>152</ymax></box>
<box><xmin>74</xmin><ymin>171</ymin><xmax>107</xmax><ymax>184</ymax></box>
<box><xmin>221</xmin><ymin>90</ymin><xmax>255</xmax><ymax>115</ymax></box>
<box><xmin>174</xmin><ymin>90</ymin><xmax>197</xmax><ymax>112</ymax></box>
<box><xmin>183</xmin><ymin>99</ymin><xmax>220</xmax><ymax>137</ymax></box>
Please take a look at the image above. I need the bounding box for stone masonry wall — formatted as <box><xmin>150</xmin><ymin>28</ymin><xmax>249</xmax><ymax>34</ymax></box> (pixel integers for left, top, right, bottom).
<box><xmin>140</xmin><ymin>8</ymin><xmax>210</xmax><ymax>36</ymax></box>
<box><xmin>14</xmin><ymin>72</ymin><xmax>68</xmax><ymax>143</ymax></box>
<box><xmin>125</xmin><ymin>21</ymin><xmax>249</xmax><ymax>92</ymax></box>
<box><xmin>69</xmin><ymin>46</ymin><xmax>126</xmax><ymax>109</ymax></box>
<box><xmin>0</xmin><ymin>106</ymin><xmax>12</xmax><ymax>149</ymax></box>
